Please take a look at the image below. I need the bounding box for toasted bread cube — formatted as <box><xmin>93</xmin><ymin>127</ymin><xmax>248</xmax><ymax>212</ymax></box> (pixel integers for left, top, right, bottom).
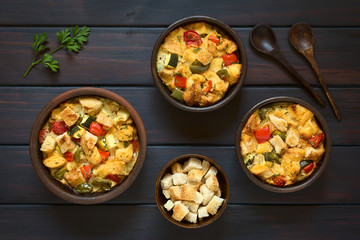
<box><xmin>40</xmin><ymin>135</ymin><xmax>56</xmax><ymax>153</ymax></box>
<box><xmin>79</xmin><ymin>97</ymin><xmax>102</xmax><ymax>115</ymax></box>
<box><xmin>195</xmin><ymin>191</ymin><xmax>204</xmax><ymax>204</ymax></box>
<box><xmin>200</xmin><ymin>184</ymin><xmax>215</xmax><ymax>205</ymax></box>
<box><xmin>269</xmin><ymin>115</ymin><xmax>288</xmax><ymax>132</ymax></box>
<box><xmin>215</xmin><ymin>188</ymin><xmax>222</xmax><ymax>197</ymax></box>
<box><xmin>269</xmin><ymin>135</ymin><xmax>286</xmax><ymax>154</ymax></box>
<box><xmin>160</xmin><ymin>173</ymin><xmax>173</xmax><ymax>189</ymax></box>
<box><xmin>164</xmin><ymin>200</ymin><xmax>175</xmax><ymax>211</ymax></box>
<box><xmin>182</xmin><ymin>157</ymin><xmax>202</xmax><ymax>172</ymax></box>
<box><xmin>198</xmin><ymin>206</ymin><xmax>209</xmax><ymax>219</ymax></box>
<box><xmin>92</xmin><ymin>158</ymin><xmax>125</xmax><ymax>178</ymax></box>
<box><xmin>206</xmin><ymin>174</ymin><xmax>220</xmax><ymax>191</ymax></box>
<box><xmin>172</xmin><ymin>173</ymin><xmax>187</xmax><ymax>185</ymax></box>
<box><xmin>60</xmin><ymin>107</ymin><xmax>79</xmax><ymax>127</ymax></box>
<box><xmin>285</xmin><ymin>128</ymin><xmax>300</xmax><ymax>147</ymax></box>
<box><xmin>115</xmin><ymin>144</ymin><xmax>133</xmax><ymax>162</ymax></box>
<box><xmin>206</xmin><ymin>196</ymin><xmax>224</xmax><ymax>215</ymax></box>
<box><xmin>117</xmin><ymin>125</ymin><xmax>134</xmax><ymax>141</ymax></box>
<box><xmin>64</xmin><ymin>169</ymin><xmax>85</xmax><ymax>188</ymax></box>
<box><xmin>202</xmin><ymin>160</ymin><xmax>211</xmax><ymax>174</ymax></box>
<box><xmin>187</xmin><ymin>169</ymin><xmax>205</xmax><ymax>183</ymax></box>
<box><xmin>305</xmin><ymin>145</ymin><xmax>325</xmax><ymax>162</ymax></box>
<box><xmin>188</xmin><ymin>181</ymin><xmax>202</xmax><ymax>190</ymax></box>
<box><xmin>169</xmin><ymin>186</ymin><xmax>181</xmax><ymax>202</ymax></box>
<box><xmin>204</xmin><ymin>166</ymin><xmax>218</xmax><ymax>179</ymax></box>
<box><xmin>96</xmin><ymin>112</ymin><xmax>114</xmax><ymax>129</ymax></box>
<box><xmin>180</xmin><ymin>184</ymin><xmax>197</xmax><ymax>201</ymax></box>
<box><xmin>182</xmin><ymin>201</ymin><xmax>200</xmax><ymax>213</ymax></box>
<box><xmin>43</xmin><ymin>154</ymin><xmax>67</xmax><ymax>169</ymax></box>
<box><xmin>88</xmin><ymin>146</ymin><xmax>102</xmax><ymax>165</ymax></box>
<box><xmin>172</xmin><ymin>202</ymin><xmax>189</xmax><ymax>222</ymax></box>
<box><xmin>56</xmin><ymin>132</ymin><xmax>75</xmax><ymax>153</ymax></box>
<box><xmin>81</xmin><ymin>131</ymin><xmax>98</xmax><ymax>154</ymax></box>
<box><xmin>163</xmin><ymin>39</ymin><xmax>182</xmax><ymax>55</ymax></box>
<box><xmin>162</xmin><ymin>189</ymin><xmax>170</xmax><ymax>199</ymax></box>
<box><xmin>171</xmin><ymin>162</ymin><xmax>183</xmax><ymax>174</ymax></box>
<box><xmin>185</xmin><ymin>212</ymin><xmax>198</xmax><ymax>223</ymax></box>
<box><xmin>196</xmin><ymin>49</ymin><xmax>213</xmax><ymax>66</ymax></box>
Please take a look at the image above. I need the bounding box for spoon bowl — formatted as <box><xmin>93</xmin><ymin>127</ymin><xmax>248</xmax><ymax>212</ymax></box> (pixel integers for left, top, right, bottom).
<box><xmin>250</xmin><ymin>24</ymin><xmax>278</xmax><ymax>53</ymax></box>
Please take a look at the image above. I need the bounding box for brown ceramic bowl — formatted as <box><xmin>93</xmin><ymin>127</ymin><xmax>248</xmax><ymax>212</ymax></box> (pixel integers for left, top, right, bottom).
<box><xmin>235</xmin><ymin>96</ymin><xmax>331</xmax><ymax>193</ymax></box>
<box><xmin>29</xmin><ymin>87</ymin><xmax>147</xmax><ymax>204</ymax></box>
<box><xmin>151</xmin><ymin>16</ymin><xmax>247</xmax><ymax>112</ymax></box>
<box><xmin>155</xmin><ymin>154</ymin><xmax>230</xmax><ymax>228</ymax></box>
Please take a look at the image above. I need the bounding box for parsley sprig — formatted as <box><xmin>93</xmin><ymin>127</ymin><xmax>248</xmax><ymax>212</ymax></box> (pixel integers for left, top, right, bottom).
<box><xmin>23</xmin><ymin>26</ymin><xmax>90</xmax><ymax>78</ymax></box>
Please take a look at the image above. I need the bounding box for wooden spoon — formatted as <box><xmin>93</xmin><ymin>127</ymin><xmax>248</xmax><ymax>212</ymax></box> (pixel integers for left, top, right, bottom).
<box><xmin>250</xmin><ymin>23</ymin><xmax>325</xmax><ymax>106</ymax></box>
<box><xmin>289</xmin><ymin>23</ymin><xmax>341</xmax><ymax>120</ymax></box>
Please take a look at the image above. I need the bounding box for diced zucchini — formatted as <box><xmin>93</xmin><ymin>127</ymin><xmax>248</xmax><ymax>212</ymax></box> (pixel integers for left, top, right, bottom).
<box><xmin>167</xmin><ymin>53</ymin><xmax>178</xmax><ymax>68</ymax></box>
<box><xmin>69</xmin><ymin>125</ymin><xmax>86</xmax><ymax>139</ymax></box>
<box><xmin>97</xmin><ymin>138</ymin><xmax>109</xmax><ymax>151</ymax></box>
<box><xmin>80</xmin><ymin>115</ymin><xmax>96</xmax><ymax>129</ymax></box>
<box><xmin>115</xmin><ymin>108</ymin><xmax>131</xmax><ymax>122</ymax></box>
<box><xmin>106</xmin><ymin>134</ymin><xmax>118</xmax><ymax>149</ymax></box>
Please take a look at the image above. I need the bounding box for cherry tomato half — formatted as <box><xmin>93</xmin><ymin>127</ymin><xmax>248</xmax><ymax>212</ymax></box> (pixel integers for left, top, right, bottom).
<box><xmin>184</xmin><ymin>30</ymin><xmax>202</xmax><ymax>47</ymax></box>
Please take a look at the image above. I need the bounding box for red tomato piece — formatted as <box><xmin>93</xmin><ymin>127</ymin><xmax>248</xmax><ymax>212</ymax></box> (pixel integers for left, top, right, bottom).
<box><xmin>222</xmin><ymin>53</ymin><xmax>239</xmax><ymax>66</ymax></box>
<box><xmin>98</xmin><ymin>149</ymin><xmax>110</xmax><ymax>163</ymax></box>
<box><xmin>203</xmin><ymin>80</ymin><xmax>213</xmax><ymax>93</ymax></box>
<box><xmin>52</xmin><ymin>121</ymin><xmax>68</xmax><ymax>135</ymax></box>
<box><xmin>90</xmin><ymin>122</ymin><xmax>104</xmax><ymax>136</ymax></box>
<box><xmin>273</xmin><ymin>176</ymin><xmax>286</xmax><ymax>186</ymax></box>
<box><xmin>64</xmin><ymin>152</ymin><xmax>74</xmax><ymax>162</ymax></box>
<box><xmin>174</xmin><ymin>75</ymin><xmax>187</xmax><ymax>89</ymax></box>
<box><xmin>183</xmin><ymin>30</ymin><xmax>202</xmax><ymax>47</ymax></box>
<box><xmin>39</xmin><ymin>128</ymin><xmax>50</xmax><ymax>143</ymax></box>
<box><xmin>304</xmin><ymin>162</ymin><xmax>315</xmax><ymax>174</ymax></box>
<box><xmin>309</xmin><ymin>133</ymin><xmax>324</xmax><ymax>148</ymax></box>
<box><xmin>132</xmin><ymin>139</ymin><xmax>139</xmax><ymax>153</ymax></box>
<box><xmin>80</xmin><ymin>165</ymin><xmax>92</xmax><ymax>182</ymax></box>
<box><xmin>209</xmin><ymin>35</ymin><xmax>220</xmax><ymax>45</ymax></box>
<box><xmin>254</xmin><ymin>126</ymin><xmax>271</xmax><ymax>144</ymax></box>
<box><xmin>107</xmin><ymin>174</ymin><xmax>122</xmax><ymax>183</ymax></box>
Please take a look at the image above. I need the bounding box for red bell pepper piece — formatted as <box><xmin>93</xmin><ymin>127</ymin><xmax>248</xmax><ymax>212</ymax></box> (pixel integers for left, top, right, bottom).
<box><xmin>174</xmin><ymin>74</ymin><xmax>187</xmax><ymax>89</ymax></box>
<box><xmin>107</xmin><ymin>174</ymin><xmax>122</xmax><ymax>183</ymax></box>
<box><xmin>64</xmin><ymin>152</ymin><xmax>74</xmax><ymax>162</ymax></box>
<box><xmin>52</xmin><ymin>121</ymin><xmax>68</xmax><ymax>135</ymax></box>
<box><xmin>98</xmin><ymin>149</ymin><xmax>110</xmax><ymax>163</ymax></box>
<box><xmin>309</xmin><ymin>133</ymin><xmax>324</xmax><ymax>148</ymax></box>
<box><xmin>203</xmin><ymin>80</ymin><xmax>213</xmax><ymax>93</ymax></box>
<box><xmin>222</xmin><ymin>53</ymin><xmax>239</xmax><ymax>66</ymax></box>
<box><xmin>39</xmin><ymin>128</ymin><xmax>50</xmax><ymax>143</ymax></box>
<box><xmin>272</xmin><ymin>175</ymin><xmax>286</xmax><ymax>186</ymax></box>
<box><xmin>132</xmin><ymin>139</ymin><xmax>139</xmax><ymax>153</ymax></box>
<box><xmin>184</xmin><ymin>30</ymin><xmax>202</xmax><ymax>47</ymax></box>
<box><xmin>80</xmin><ymin>164</ymin><xmax>92</xmax><ymax>182</ymax></box>
<box><xmin>254</xmin><ymin>126</ymin><xmax>271</xmax><ymax>144</ymax></box>
<box><xmin>304</xmin><ymin>162</ymin><xmax>315</xmax><ymax>174</ymax></box>
<box><xmin>209</xmin><ymin>35</ymin><xmax>220</xmax><ymax>45</ymax></box>
<box><xmin>90</xmin><ymin>122</ymin><xmax>106</xmax><ymax>137</ymax></box>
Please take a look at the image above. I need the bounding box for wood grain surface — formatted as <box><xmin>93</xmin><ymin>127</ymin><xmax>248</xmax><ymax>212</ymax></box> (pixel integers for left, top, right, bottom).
<box><xmin>0</xmin><ymin>0</ymin><xmax>359</xmax><ymax>239</ymax></box>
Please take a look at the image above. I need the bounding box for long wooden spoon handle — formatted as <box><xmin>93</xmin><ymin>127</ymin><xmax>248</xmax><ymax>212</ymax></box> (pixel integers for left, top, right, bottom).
<box><xmin>272</xmin><ymin>52</ymin><xmax>326</xmax><ymax>106</ymax></box>
<box><xmin>307</xmin><ymin>57</ymin><xmax>341</xmax><ymax>120</ymax></box>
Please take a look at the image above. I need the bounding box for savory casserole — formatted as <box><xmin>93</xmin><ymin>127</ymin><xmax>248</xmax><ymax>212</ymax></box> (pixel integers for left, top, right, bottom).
<box><xmin>39</xmin><ymin>96</ymin><xmax>139</xmax><ymax>193</ymax></box>
<box><xmin>240</xmin><ymin>102</ymin><xmax>325</xmax><ymax>186</ymax></box>
<box><xmin>156</xmin><ymin>22</ymin><xmax>242</xmax><ymax>107</ymax></box>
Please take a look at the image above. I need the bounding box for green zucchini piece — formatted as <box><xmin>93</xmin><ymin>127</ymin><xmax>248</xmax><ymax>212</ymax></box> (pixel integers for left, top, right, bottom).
<box><xmin>190</xmin><ymin>60</ymin><xmax>210</xmax><ymax>74</ymax></box>
<box><xmin>80</xmin><ymin>115</ymin><xmax>96</xmax><ymax>129</ymax></box>
<box><xmin>75</xmin><ymin>182</ymin><xmax>93</xmax><ymax>193</ymax></box>
<box><xmin>167</xmin><ymin>53</ymin><xmax>178</xmax><ymax>68</ymax></box>
<box><xmin>53</xmin><ymin>167</ymin><xmax>67</xmax><ymax>180</ymax></box>
<box><xmin>91</xmin><ymin>179</ymin><xmax>112</xmax><ymax>191</ymax></box>
<box><xmin>97</xmin><ymin>138</ymin><xmax>109</xmax><ymax>151</ymax></box>
<box><xmin>69</xmin><ymin>125</ymin><xmax>85</xmax><ymax>138</ymax></box>
<box><xmin>171</xmin><ymin>88</ymin><xmax>185</xmax><ymax>102</ymax></box>
<box><xmin>244</xmin><ymin>153</ymin><xmax>255</xmax><ymax>166</ymax></box>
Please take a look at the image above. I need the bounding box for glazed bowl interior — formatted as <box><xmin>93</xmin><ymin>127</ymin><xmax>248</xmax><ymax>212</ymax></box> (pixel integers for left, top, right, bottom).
<box><xmin>235</xmin><ymin>96</ymin><xmax>331</xmax><ymax>193</ymax></box>
<box><xmin>155</xmin><ymin>154</ymin><xmax>230</xmax><ymax>228</ymax></box>
<box><xmin>29</xmin><ymin>87</ymin><xmax>147</xmax><ymax>204</ymax></box>
<box><xmin>151</xmin><ymin>16</ymin><xmax>247</xmax><ymax>112</ymax></box>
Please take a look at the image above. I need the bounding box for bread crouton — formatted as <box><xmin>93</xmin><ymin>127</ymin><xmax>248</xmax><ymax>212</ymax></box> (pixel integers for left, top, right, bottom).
<box><xmin>64</xmin><ymin>169</ymin><xmax>85</xmax><ymax>188</ymax></box>
<box><xmin>249</xmin><ymin>165</ymin><xmax>273</xmax><ymax>179</ymax></box>
<box><xmin>195</xmin><ymin>191</ymin><xmax>204</xmax><ymax>204</ymax></box>
<box><xmin>79</xmin><ymin>97</ymin><xmax>102</xmax><ymax>115</ymax></box>
<box><xmin>187</xmin><ymin>169</ymin><xmax>205</xmax><ymax>183</ymax></box>
<box><xmin>227</xmin><ymin>63</ymin><xmax>242</xmax><ymax>86</ymax></box>
<box><xmin>305</xmin><ymin>145</ymin><xmax>325</xmax><ymax>162</ymax></box>
<box><xmin>164</xmin><ymin>200</ymin><xmax>175</xmax><ymax>211</ymax></box>
<box><xmin>205</xmin><ymin>174</ymin><xmax>220</xmax><ymax>192</ymax></box>
<box><xmin>162</xmin><ymin>189</ymin><xmax>170</xmax><ymax>199</ymax></box>
<box><xmin>182</xmin><ymin>157</ymin><xmax>202</xmax><ymax>172</ymax></box>
<box><xmin>182</xmin><ymin>200</ymin><xmax>200</xmax><ymax>213</ymax></box>
<box><xmin>206</xmin><ymin>196</ymin><xmax>224</xmax><ymax>215</ymax></box>
<box><xmin>196</xmin><ymin>49</ymin><xmax>213</xmax><ymax>66</ymax></box>
<box><xmin>200</xmin><ymin>184</ymin><xmax>215</xmax><ymax>205</ymax></box>
<box><xmin>172</xmin><ymin>202</ymin><xmax>189</xmax><ymax>222</ymax></box>
<box><xmin>269</xmin><ymin>135</ymin><xmax>286</xmax><ymax>154</ymax></box>
<box><xmin>96</xmin><ymin>112</ymin><xmax>114</xmax><ymax>129</ymax></box>
<box><xmin>183</xmin><ymin>82</ymin><xmax>201</xmax><ymax>107</ymax></box>
<box><xmin>185</xmin><ymin>212</ymin><xmax>198</xmax><ymax>223</ymax></box>
<box><xmin>43</xmin><ymin>154</ymin><xmax>67</xmax><ymax>169</ymax></box>
<box><xmin>92</xmin><ymin>158</ymin><xmax>125</xmax><ymax>178</ymax></box>
<box><xmin>115</xmin><ymin>144</ymin><xmax>133</xmax><ymax>162</ymax></box>
<box><xmin>56</xmin><ymin>132</ymin><xmax>75</xmax><ymax>154</ymax></box>
<box><xmin>60</xmin><ymin>107</ymin><xmax>79</xmax><ymax>127</ymax></box>
<box><xmin>169</xmin><ymin>186</ymin><xmax>181</xmax><ymax>202</ymax></box>
<box><xmin>81</xmin><ymin>131</ymin><xmax>98</xmax><ymax>154</ymax></box>
<box><xmin>180</xmin><ymin>184</ymin><xmax>197</xmax><ymax>201</ymax></box>
<box><xmin>88</xmin><ymin>146</ymin><xmax>102</xmax><ymax>165</ymax></box>
<box><xmin>163</xmin><ymin>39</ymin><xmax>182</xmax><ymax>55</ymax></box>
<box><xmin>197</xmin><ymin>206</ymin><xmax>209</xmax><ymax>219</ymax></box>
<box><xmin>202</xmin><ymin>160</ymin><xmax>211</xmax><ymax>174</ymax></box>
<box><xmin>117</xmin><ymin>125</ymin><xmax>134</xmax><ymax>141</ymax></box>
<box><xmin>160</xmin><ymin>173</ymin><xmax>173</xmax><ymax>189</ymax></box>
<box><xmin>40</xmin><ymin>135</ymin><xmax>56</xmax><ymax>153</ymax></box>
<box><xmin>269</xmin><ymin>114</ymin><xmax>288</xmax><ymax>132</ymax></box>
<box><xmin>255</xmin><ymin>141</ymin><xmax>273</xmax><ymax>154</ymax></box>
<box><xmin>286</xmin><ymin>128</ymin><xmax>300</xmax><ymax>147</ymax></box>
<box><xmin>171</xmin><ymin>163</ymin><xmax>183</xmax><ymax>174</ymax></box>
<box><xmin>172</xmin><ymin>173</ymin><xmax>187</xmax><ymax>185</ymax></box>
<box><xmin>204</xmin><ymin>166</ymin><xmax>218</xmax><ymax>179</ymax></box>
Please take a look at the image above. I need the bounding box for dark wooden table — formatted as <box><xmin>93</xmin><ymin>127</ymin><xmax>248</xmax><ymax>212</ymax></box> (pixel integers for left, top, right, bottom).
<box><xmin>1</xmin><ymin>1</ymin><xmax>359</xmax><ymax>239</ymax></box>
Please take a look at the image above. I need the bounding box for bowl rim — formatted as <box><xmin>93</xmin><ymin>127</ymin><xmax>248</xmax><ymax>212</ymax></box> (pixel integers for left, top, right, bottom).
<box><xmin>154</xmin><ymin>153</ymin><xmax>230</xmax><ymax>228</ymax></box>
<box><xmin>151</xmin><ymin>15</ymin><xmax>247</xmax><ymax>112</ymax></box>
<box><xmin>29</xmin><ymin>87</ymin><xmax>147</xmax><ymax>204</ymax></box>
<box><xmin>235</xmin><ymin>96</ymin><xmax>331</xmax><ymax>193</ymax></box>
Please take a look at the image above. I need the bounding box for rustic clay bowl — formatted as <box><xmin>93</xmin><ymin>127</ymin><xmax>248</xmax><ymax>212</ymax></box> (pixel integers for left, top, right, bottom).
<box><xmin>155</xmin><ymin>154</ymin><xmax>230</xmax><ymax>228</ymax></box>
<box><xmin>151</xmin><ymin>16</ymin><xmax>247</xmax><ymax>112</ymax></box>
<box><xmin>235</xmin><ymin>96</ymin><xmax>331</xmax><ymax>193</ymax></box>
<box><xmin>29</xmin><ymin>87</ymin><xmax>147</xmax><ymax>204</ymax></box>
